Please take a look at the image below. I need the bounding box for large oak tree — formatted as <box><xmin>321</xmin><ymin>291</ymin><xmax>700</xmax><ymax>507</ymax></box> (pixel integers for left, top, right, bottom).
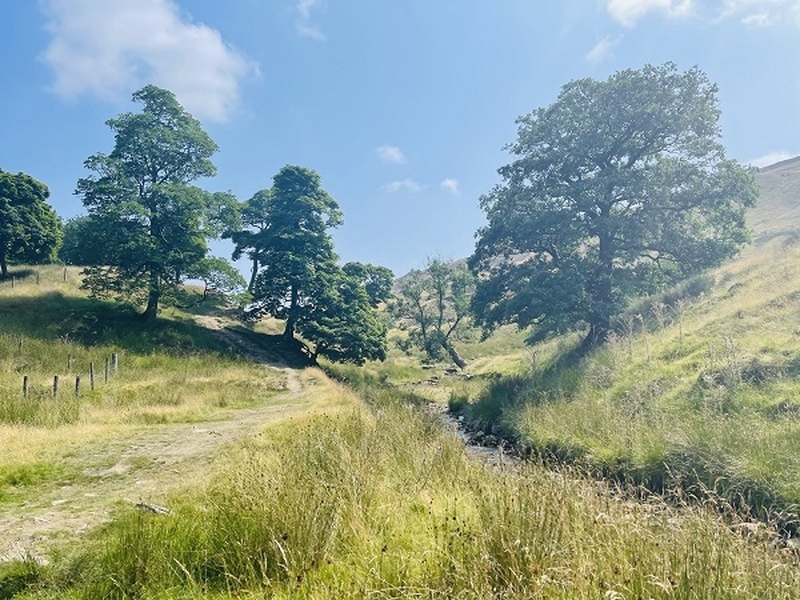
<box><xmin>0</xmin><ymin>169</ymin><xmax>62</xmax><ymax>277</ymax></box>
<box><xmin>470</xmin><ymin>63</ymin><xmax>758</xmax><ymax>347</ymax></box>
<box><xmin>75</xmin><ymin>85</ymin><xmax>236</xmax><ymax>319</ymax></box>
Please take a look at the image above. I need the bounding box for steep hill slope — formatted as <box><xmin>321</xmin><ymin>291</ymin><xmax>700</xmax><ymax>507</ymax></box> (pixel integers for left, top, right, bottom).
<box><xmin>750</xmin><ymin>156</ymin><xmax>800</xmax><ymax>243</ymax></box>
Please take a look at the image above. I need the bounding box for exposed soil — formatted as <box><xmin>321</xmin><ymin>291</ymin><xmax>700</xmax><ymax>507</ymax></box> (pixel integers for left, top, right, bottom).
<box><xmin>0</xmin><ymin>317</ymin><xmax>311</xmax><ymax>564</ymax></box>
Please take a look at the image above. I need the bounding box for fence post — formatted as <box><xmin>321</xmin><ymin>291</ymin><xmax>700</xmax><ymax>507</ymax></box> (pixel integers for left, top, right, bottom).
<box><xmin>105</xmin><ymin>357</ymin><xmax>110</xmax><ymax>384</ymax></box>
<box><xmin>63</xmin><ymin>267</ymin><xmax>67</xmax><ymax>282</ymax></box>
<box><xmin>23</xmin><ymin>375</ymin><xmax>28</xmax><ymax>398</ymax></box>
<box><xmin>75</xmin><ymin>375</ymin><xmax>81</xmax><ymax>397</ymax></box>
<box><xmin>11</xmin><ymin>277</ymin><xmax>15</xmax><ymax>289</ymax></box>
<box><xmin>36</xmin><ymin>272</ymin><xmax>40</xmax><ymax>285</ymax></box>
<box><xmin>90</xmin><ymin>362</ymin><xmax>95</xmax><ymax>391</ymax></box>
<box><xmin>53</xmin><ymin>375</ymin><xmax>59</xmax><ymax>397</ymax></box>
<box><xmin>112</xmin><ymin>353</ymin><xmax>119</xmax><ymax>374</ymax></box>
<box><xmin>68</xmin><ymin>355</ymin><xmax>73</xmax><ymax>372</ymax></box>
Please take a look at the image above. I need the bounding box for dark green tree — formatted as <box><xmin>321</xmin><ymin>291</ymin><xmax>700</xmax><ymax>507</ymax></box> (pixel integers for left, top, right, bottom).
<box><xmin>75</xmin><ymin>85</ymin><xmax>234</xmax><ymax>319</ymax></box>
<box><xmin>0</xmin><ymin>169</ymin><xmax>62</xmax><ymax>277</ymax></box>
<box><xmin>470</xmin><ymin>63</ymin><xmax>758</xmax><ymax>347</ymax></box>
<box><xmin>301</xmin><ymin>269</ymin><xmax>388</xmax><ymax>364</ymax></box>
<box><xmin>342</xmin><ymin>261</ymin><xmax>395</xmax><ymax>307</ymax></box>
<box><xmin>394</xmin><ymin>259</ymin><xmax>474</xmax><ymax>369</ymax></box>
<box><xmin>246</xmin><ymin>165</ymin><xmax>343</xmax><ymax>339</ymax></box>
<box><xmin>229</xmin><ymin>187</ymin><xmax>273</xmax><ymax>292</ymax></box>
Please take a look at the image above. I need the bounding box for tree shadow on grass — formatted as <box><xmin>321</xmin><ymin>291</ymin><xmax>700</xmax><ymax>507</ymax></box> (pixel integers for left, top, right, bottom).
<box><xmin>0</xmin><ymin>292</ymin><xmax>311</xmax><ymax>368</ymax></box>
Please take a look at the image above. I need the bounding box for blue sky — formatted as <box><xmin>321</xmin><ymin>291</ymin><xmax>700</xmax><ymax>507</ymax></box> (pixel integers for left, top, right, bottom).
<box><xmin>1</xmin><ymin>0</ymin><xmax>799</xmax><ymax>275</ymax></box>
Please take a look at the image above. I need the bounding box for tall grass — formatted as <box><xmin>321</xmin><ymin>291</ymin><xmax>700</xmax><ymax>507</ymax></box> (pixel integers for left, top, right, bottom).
<box><xmin>22</xmin><ymin>376</ymin><xmax>798</xmax><ymax>599</ymax></box>
<box><xmin>459</xmin><ymin>240</ymin><xmax>800</xmax><ymax>529</ymax></box>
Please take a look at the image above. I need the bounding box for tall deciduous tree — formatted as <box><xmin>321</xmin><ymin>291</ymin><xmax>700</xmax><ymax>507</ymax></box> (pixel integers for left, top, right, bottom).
<box><xmin>0</xmin><ymin>169</ymin><xmax>62</xmax><ymax>277</ymax></box>
<box><xmin>394</xmin><ymin>259</ymin><xmax>474</xmax><ymax>369</ymax></box>
<box><xmin>240</xmin><ymin>165</ymin><xmax>389</xmax><ymax>364</ymax></box>
<box><xmin>470</xmin><ymin>63</ymin><xmax>758</xmax><ymax>347</ymax></box>
<box><xmin>246</xmin><ymin>165</ymin><xmax>343</xmax><ymax>339</ymax></box>
<box><xmin>75</xmin><ymin>85</ymin><xmax>235</xmax><ymax>319</ymax></box>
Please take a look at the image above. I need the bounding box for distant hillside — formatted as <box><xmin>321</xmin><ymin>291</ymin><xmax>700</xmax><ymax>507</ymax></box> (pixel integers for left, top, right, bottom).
<box><xmin>750</xmin><ymin>156</ymin><xmax>800</xmax><ymax>243</ymax></box>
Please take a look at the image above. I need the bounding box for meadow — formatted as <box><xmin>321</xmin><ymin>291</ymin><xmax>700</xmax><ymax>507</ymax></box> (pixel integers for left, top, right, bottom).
<box><xmin>0</xmin><ymin>262</ymin><xmax>798</xmax><ymax>598</ymax></box>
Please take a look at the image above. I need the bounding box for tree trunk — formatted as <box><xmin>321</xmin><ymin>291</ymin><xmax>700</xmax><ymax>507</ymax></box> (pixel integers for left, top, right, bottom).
<box><xmin>442</xmin><ymin>339</ymin><xmax>468</xmax><ymax>370</ymax></box>
<box><xmin>247</xmin><ymin>258</ymin><xmax>259</xmax><ymax>293</ymax></box>
<box><xmin>142</xmin><ymin>271</ymin><xmax>160</xmax><ymax>320</ymax></box>
<box><xmin>283</xmin><ymin>285</ymin><xmax>299</xmax><ymax>339</ymax></box>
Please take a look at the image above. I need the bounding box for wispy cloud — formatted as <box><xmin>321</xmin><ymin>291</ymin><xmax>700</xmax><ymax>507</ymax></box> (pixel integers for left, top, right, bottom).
<box><xmin>440</xmin><ymin>178</ymin><xmax>460</xmax><ymax>196</ymax></box>
<box><xmin>295</xmin><ymin>0</ymin><xmax>326</xmax><ymax>41</ymax></box>
<box><xmin>606</xmin><ymin>0</ymin><xmax>800</xmax><ymax>28</ymax></box>
<box><xmin>606</xmin><ymin>0</ymin><xmax>694</xmax><ymax>27</ymax></box>
<box><xmin>376</xmin><ymin>145</ymin><xmax>407</xmax><ymax>164</ymax></box>
<box><xmin>381</xmin><ymin>179</ymin><xmax>424</xmax><ymax>193</ymax></box>
<box><xmin>40</xmin><ymin>0</ymin><xmax>258</xmax><ymax>122</ymax></box>
<box><xmin>720</xmin><ymin>0</ymin><xmax>800</xmax><ymax>27</ymax></box>
<box><xmin>585</xmin><ymin>36</ymin><xmax>621</xmax><ymax>64</ymax></box>
<box><xmin>748</xmin><ymin>151</ymin><xmax>797</xmax><ymax>168</ymax></box>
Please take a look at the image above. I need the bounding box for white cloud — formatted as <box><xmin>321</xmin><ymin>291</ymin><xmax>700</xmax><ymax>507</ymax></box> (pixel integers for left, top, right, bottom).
<box><xmin>376</xmin><ymin>145</ymin><xmax>407</xmax><ymax>164</ymax></box>
<box><xmin>295</xmin><ymin>0</ymin><xmax>326</xmax><ymax>41</ymax></box>
<box><xmin>40</xmin><ymin>0</ymin><xmax>257</xmax><ymax>122</ymax></box>
<box><xmin>440</xmin><ymin>178</ymin><xmax>460</xmax><ymax>196</ymax></box>
<box><xmin>585</xmin><ymin>36</ymin><xmax>620</xmax><ymax>64</ymax></box>
<box><xmin>748</xmin><ymin>151</ymin><xmax>798</xmax><ymax>168</ymax></box>
<box><xmin>607</xmin><ymin>0</ymin><xmax>694</xmax><ymax>27</ymax></box>
<box><xmin>381</xmin><ymin>179</ymin><xmax>424</xmax><ymax>193</ymax></box>
<box><xmin>720</xmin><ymin>0</ymin><xmax>800</xmax><ymax>27</ymax></box>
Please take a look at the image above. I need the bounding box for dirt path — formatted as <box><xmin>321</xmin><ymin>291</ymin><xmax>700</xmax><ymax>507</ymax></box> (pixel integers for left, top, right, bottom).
<box><xmin>0</xmin><ymin>317</ymin><xmax>313</xmax><ymax>564</ymax></box>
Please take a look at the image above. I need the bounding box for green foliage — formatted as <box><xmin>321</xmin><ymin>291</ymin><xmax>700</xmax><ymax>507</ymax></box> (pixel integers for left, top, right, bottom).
<box><xmin>393</xmin><ymin>258</ymin><xmax>475</xmax><ymax>368</ymax></box>
<box><xmin>243</xmin><ymin>165</ymin><xmax>343</xmax><ymax>336</ymax></box>
<box><xmin>470</xmin><ymin>63</ymin><xmax>758</xmax><ymax>346</ymax></box>
<box><xmin>301</xmin><ymin>270</ymin><xmax>388</xmax><ymax>364</ymax></box>
<box><xmin>235</xmin><ymin>165</ymin><xmax>389</xmax><ymax>364</ymax></box>
<box><xmin>0</xmin><ymin>169</ymin><xmax>62</xmax><ymax>277</ymax></box>
<box><xmin>75</xmin><ymin>85</ymin><xmax>235</xmax><ymax>319</ymax></box>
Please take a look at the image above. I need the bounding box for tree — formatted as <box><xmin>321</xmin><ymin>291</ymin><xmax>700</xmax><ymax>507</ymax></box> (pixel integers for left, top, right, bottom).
<box><xmin>245</xmin><ymin>165</ymin><xmax>344</xmax><ymax>339</ymax></box>
<box><xmin>469</xmin><ymin>63</ymin><xmax>758</xmax><ymax>348</ymax></box>
<box><xmin>75</xmin><ymin>85</ymin><xmax>234</xmax><ymax>319</ymax></box>
<box><xmin>229</xmin><ymin>187</ymin><xmax>273</xmax><ymax>292</ymax></box>
<box><xmin>301</xmin><ymin>269</ymin><xmax>389</xmax><ymax>364</ymax></box>
<box><xmin>342</xmin><ymin>261</ymin><xmax>394</xmax><ymax>307</ymax></box>
<box><xmin>238</xmin><ymin>165</ymin><xmax>390</xmax><ymax>363</ymax></box>
<box><xmin>0</xmin><ymin>169</ymin><xmax>62</xmax><ymax>277</ymax></box>
<box><xmin>394</xmin><ymin>259</ymin><xmax>474</xmax><ymax>369</ymax></box>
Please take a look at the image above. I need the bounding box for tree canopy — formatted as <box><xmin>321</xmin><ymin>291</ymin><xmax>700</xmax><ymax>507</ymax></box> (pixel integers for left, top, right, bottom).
<box><xmin>394</xmin><ymin>259</ymin><xmax>474</xmax><ymax>369</ymax></box>
<box><xmin>0</xmin><ymin>169</ymin><xmax>62</xmax><ymax>277</ymax></box>
<box><xmin>238</xmin><ymin>165</ymin><xmax>389</xmax><ymax>364</ymax></box>
<box><xmin>469</xmin><ymin>63</ymin><xmax>758</xmax><ymax>347</ymax></box>
<box><xmin>75</xmin><ymin>85</ymin><xmax>239</xmax><ymax>318</ymax></box>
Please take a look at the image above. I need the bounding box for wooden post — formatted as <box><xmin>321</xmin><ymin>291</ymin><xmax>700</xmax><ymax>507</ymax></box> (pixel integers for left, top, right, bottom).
<box><xmin>36</xmin><ymin>272</ymin><xmax>40</xmax><ymax>285</ymax></box>
<box><xmin>112</xmin><ymin>353</ymin><xmax>119</xmax><ymax>374</ymax></box>
<box><xmin>63</xmin><ymin>267</ymin><xmax>67</xmax><ymax>282</ymax></box>
<box><xmin>75</xmin><ymin>375</ymin><xmax>81</xmax><ymax>397</ymax></box>
<box><xmin>23</xmin><ymin>375</ymin><xmax>29</xmax><ymax>398</ymax></box>
<box><xmin>68</xmin><ymin>355</ymin><xmax>73</xmax><ymax>372</ymax></box>
<box><xmin>11</xmin><ymin>277</ymin><xmax>15</xmax><ymax>288</ymax></box>
<box><xmin>18</xmin><ymin>338</ymin><xmax>23</xmax><ymax>354</ymax></box>
<box><xmin>104</xmin><ymin>357</ymin><xmax>110</xmax><ymax>384</ymax></box>
<box><xmin>90</xmin><ymin>362</ymin><xmax>95</xmax><ymax>391</ymax></box>
<box><xmin>53</xmin><ymin>375</ymin><xmax>59</xmax><ymax>397</ymax></box>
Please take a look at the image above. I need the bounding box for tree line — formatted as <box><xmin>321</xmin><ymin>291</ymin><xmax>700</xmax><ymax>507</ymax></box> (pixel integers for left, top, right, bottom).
<box><xmin>1</xmin><ymin>63</ymin><xmax>758</xmax><ymax>366</ymax></box>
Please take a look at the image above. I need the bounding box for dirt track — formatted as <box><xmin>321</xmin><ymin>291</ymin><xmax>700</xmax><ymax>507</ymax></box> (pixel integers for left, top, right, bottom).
<box><xmin>0</xmin><ymin>317</ymin><xmax>311</xmax><ymax>564</ymax></box>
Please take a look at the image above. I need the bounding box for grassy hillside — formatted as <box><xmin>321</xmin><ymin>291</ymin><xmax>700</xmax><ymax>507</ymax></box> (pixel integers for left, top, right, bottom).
<box><xmin>2</xmin><ymin>156</ymin><xmax>800</xmax><ymax>597</ymax></box>
<box><xmin>445</xmin><ymin>158</ymin><xmax>800</xmax><ymax>529</ymax></box>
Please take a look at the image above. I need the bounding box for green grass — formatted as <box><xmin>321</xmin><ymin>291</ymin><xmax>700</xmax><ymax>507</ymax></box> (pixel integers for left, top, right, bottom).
<box><xmin>455</xmin><ymin>238</ymin><xmax>800</xmax><ymax>529</ymax></box>
<box><xmin>15</xmin><ymin>375</ymin><xmax>798</xmax><ymax>599</ymax></box>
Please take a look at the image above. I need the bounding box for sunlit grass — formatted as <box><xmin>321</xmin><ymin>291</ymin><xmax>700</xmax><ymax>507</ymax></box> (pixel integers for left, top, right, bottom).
<box><xmin>19</xmin><ymin>376</ymin><xmax>798</xmax><ymax>599</ymax></box>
